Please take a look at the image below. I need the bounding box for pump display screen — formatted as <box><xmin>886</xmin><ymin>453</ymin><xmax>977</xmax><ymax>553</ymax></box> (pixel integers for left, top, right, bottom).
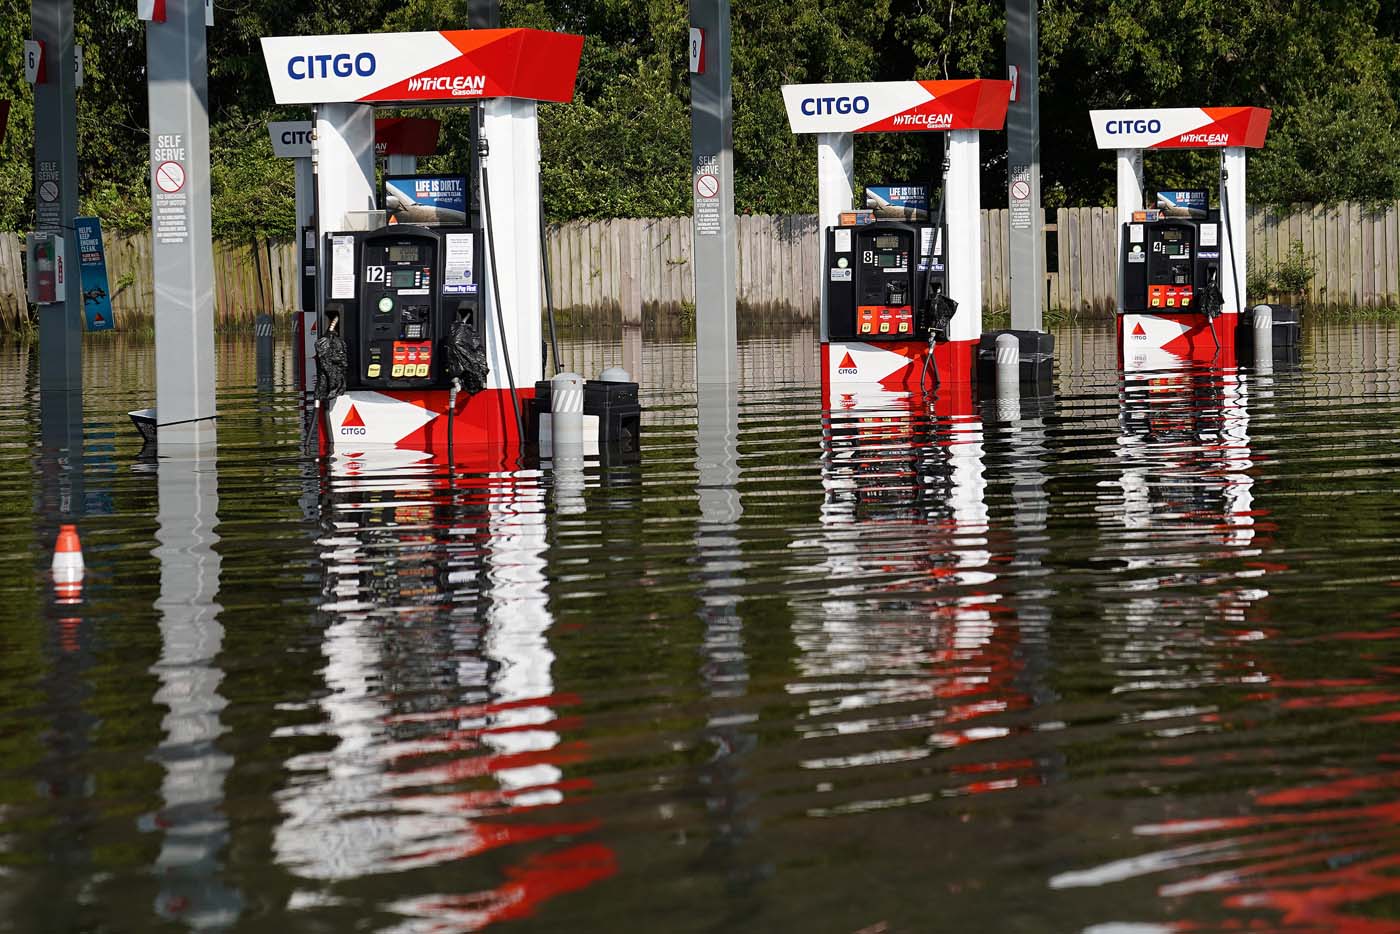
<box><xmin>877</xmin><ymin>254</ymin><xmax>900</xmax><ymax>268</ymax></box>
<box><xmin>388</xmin><ymin>245</ymin><xmax>419</xmax><ymax>262</ymax></box>
<box><xmin>388</xmin><ymin>270</ymin><xmax>418</xmax><ymax>288</ymax></box>
<box><xmin>874</xmin><ymin>236</ymin><xmax>901</xmax><ymax>249</ymax></box>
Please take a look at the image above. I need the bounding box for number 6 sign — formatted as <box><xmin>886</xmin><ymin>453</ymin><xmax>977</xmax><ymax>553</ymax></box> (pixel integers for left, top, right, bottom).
<box><xmin>24</xmin><ymin>40</ymin><xmax>45</xmax><ymax>85</ymax></box>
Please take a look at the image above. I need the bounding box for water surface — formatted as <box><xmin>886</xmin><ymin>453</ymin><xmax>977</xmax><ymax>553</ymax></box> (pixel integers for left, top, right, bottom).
<box><xmin>2</xmin><ymin>321</ymin><xmax>1399</xmax><ymax>933</ymax></box>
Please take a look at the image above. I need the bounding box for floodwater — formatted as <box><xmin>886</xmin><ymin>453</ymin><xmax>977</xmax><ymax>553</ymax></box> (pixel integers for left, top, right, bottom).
<box><xmin>2</xmin><ymin>320</ymin><xmax>1400</xmax><ymax>933</ymax></box>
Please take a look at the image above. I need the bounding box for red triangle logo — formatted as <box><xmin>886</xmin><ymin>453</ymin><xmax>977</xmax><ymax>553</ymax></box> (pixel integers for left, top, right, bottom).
<box><xmin>1132</xmin><ymin>323</ymin><xmax>1147</xmax><ymax>336</ymax></box>
<box><xmin>838</xmin><ymin>352</ymin><xmax>857</xmax><ymax>369</ymax></box>
<box><xmin>94</xmin><ymin>312</ymin><xmax>105</xmax><ymax>324</ymax></box>
<box><xmin>343</xmin><ymin>404</ymin><xmax>365</xmax><ymax>427</ymax></box>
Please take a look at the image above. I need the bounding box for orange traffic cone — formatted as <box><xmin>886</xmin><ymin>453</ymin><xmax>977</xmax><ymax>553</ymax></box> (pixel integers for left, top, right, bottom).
<box><xmin>52</xmin><ymin>524</ymin><xmax>84</xmax><ymax>605</ymax></box>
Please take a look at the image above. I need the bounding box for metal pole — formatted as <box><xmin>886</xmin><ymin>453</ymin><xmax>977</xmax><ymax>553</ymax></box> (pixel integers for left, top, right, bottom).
<box><xmin>146</xmin><ymin>0</ymin><xmax>217</xmax><ymax>444</ymax></box>
<box><xmin>690</xmin><ymin>0</ymin><xmax>738</xmax><ymax>385</ymax></box>
<box><xmin>33</xmin><ymin>0</ymin><xmax>82</xmax><ymax>392</ymax></box>
<box><xmin>1005</xmin><ymin>0</ymin><xmax>1044</xmax><ymax>331</ymax></box>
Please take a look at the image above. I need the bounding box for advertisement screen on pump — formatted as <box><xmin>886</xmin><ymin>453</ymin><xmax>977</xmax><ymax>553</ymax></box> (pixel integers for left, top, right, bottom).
<box><xmin>385</xmin><ymin>176</ymin><xmax>467</xmax><ymax>227</ymax></box>
<box><xmin>1155</xmin><ymin>189</ymin><xmax>1209</xmax><ymax>218</ymax></box>
<box><xmin>865</xmin><ymin>185</ymin><xmax>929</xmax><ymax>222</ymax></box>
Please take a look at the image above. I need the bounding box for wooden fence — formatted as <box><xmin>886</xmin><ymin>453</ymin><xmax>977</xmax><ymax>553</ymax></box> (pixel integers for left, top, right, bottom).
<box><xmin>0</xmin><ymin>231</ymin><xmax>301</xmax><ymax>331</ymax></box>
<box><xmin>2</xmin><ymin>200</ymin><xmax>1398</xmax><ymax>331</ymax></box>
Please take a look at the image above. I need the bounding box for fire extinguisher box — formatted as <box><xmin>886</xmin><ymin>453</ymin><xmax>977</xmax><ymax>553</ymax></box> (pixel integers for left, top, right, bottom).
<box><xmin>26</xmin><ymin>232</ymin><xmax>65</xmax><ymax>305</ymax></box>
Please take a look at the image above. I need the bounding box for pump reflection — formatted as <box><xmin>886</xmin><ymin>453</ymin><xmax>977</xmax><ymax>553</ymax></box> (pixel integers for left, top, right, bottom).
<box><xmin>273</xmin><ymin>454</ymin><xmax>612</xmax><ymax>930</ymax></box>
<box><xmin>793</xmin><ymin>382</ymin><xmax>1049</xmax><ymax>820</ymax></box>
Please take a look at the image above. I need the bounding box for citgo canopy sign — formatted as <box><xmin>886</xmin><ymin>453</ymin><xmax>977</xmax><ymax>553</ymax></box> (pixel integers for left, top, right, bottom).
<box><xmin>1089</xmin><ymin>107</ymin><xmax>1271</xmax><ymax>149</ymax></box>
<box><xmin>260</xmin><ymin>28</ymin><xmax>584</xmax><ymax>106</ymax></box>
<box><xmin>782</xmin><ymin>79</ymin><xmax>1012</xmax><ymax>134</ymax></box>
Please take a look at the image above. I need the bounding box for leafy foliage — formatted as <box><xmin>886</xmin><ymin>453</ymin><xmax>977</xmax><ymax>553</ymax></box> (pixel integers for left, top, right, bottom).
<box><xmin>1</xmin><ymin>0</ymin><xmax>1399</xmax><ymax>237</ymax></box>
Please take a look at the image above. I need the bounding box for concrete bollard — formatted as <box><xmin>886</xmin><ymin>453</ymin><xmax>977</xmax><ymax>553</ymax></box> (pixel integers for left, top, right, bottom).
<box><xmin>550</xmin><ymin>372</ymin><xmax>585</xmax><ymax>448</ymax></box>
<box><xmin>1252</xmin><ymin>304</ymin><xmax>1273</xmax><ymax>373</ymax></box>
<box><xmin>550</xmin><ymin>372</ymin><xmax>586</xmax><ymax>514</ymax></box>
<box><xmin>995</xmin><ymin>333</ymin><xmax>1020</xmax><ymax>399</ymax></box>
<box><xmin>599</xmin><ymin>366</ymin><xmax>632</xmax><ymax>383</ymax></box>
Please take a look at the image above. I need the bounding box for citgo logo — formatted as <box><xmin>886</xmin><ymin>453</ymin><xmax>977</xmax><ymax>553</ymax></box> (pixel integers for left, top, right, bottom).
<box><xmin>341</xmin><ymin>404</ymin><xmax>368</xmax><ymax>436</ymax></box>
<box><xmin>1131</xmin><ymin>322</ymin><xmax>1148</xmax><ymax>340</ymax></box>
<box><xmin>287</xmin><ymin>52</ymin><xmax>376</xmax><ymax>80</ymax></box>
<box><xmin>837</xmin><ymin>351</ymin><xmax>858</xmax><ymax>376</ymax></box>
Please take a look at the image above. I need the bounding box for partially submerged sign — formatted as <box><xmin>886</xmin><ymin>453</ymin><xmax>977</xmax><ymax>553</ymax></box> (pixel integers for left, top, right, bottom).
<box><xmin>781</xmin><ymin>79</ymin><xmax>1012</xmax><ymax>134</ymax></box>
<box><xmin>260</xmin><ymin>28</ymin><xmax>584</xmax><ymax>106</ymax></box>
<box><xmin>1089</xmin><ymin>107</ymin><xmax>1271</xmax><ymax>149</ymax></box>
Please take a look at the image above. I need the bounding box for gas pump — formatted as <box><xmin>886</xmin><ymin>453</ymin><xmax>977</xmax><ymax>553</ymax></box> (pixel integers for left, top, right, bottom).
<box><xmin>782</xmin><ymin>78</ymin><xmax>1011</xmax><ymax>412</ymax></box>
<box><xmin>260</xmin><ymin>28</ymin><xmax>640</xmax><ymax>468</ymax></box>
<box><xmin>1120</xmin><ymin>211</ymin><xmax>1222</xmax><ymax>317</ymax></box>
<box><xmin>824</xmin><ymin>221</ymin><xmax>950</xmax><ymax>343</ymax></box>
<box><xmin>1089</xmin><ymin>106</ymin><xmax>1289</xmax><ymax>370</ymax></box>
<box><xmin>324</xmin><ymin>224</ymin><xmax>484</xmax><ymax>392</ymax></box>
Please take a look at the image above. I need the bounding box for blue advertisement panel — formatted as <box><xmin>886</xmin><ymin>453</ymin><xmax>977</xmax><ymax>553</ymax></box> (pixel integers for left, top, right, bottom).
<box><xmin>384</xmin><ymin>175</ymin><xmax>468</xmax><ymax>227</ymax></box>
<box><xmin>1154</xmin><ymin>189</ymin><xmax>1209</xmax><ymax>218</ymax></box>
<box><xmin>75</xmin><ymin>217</ymin><xmax>114</xmax><ymax>331</ymax></box>
<box><xmin>865</xmin><ymin>184</ymin><xmax>930</xmax><ymax>221</ymax></box>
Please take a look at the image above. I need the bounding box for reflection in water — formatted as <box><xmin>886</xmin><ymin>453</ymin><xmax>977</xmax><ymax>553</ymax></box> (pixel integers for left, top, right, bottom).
<box><xmin>145</xmin><ymin>442</ymin><xmax>241</xmax><ymax>928</ymax></box>
<box><xmin>5</xmin><ymin>324</ymin><xmax>1400</xmax><ymax>933</ymax></box>
<box><xmin>794</xmin><ymin>389</ymin><xmax>1046</xmax><ymax>818</ymax></box>
<box><xmin>692</xmin><ymin>381</ymin><xmax>763</xmax><ymax>907</ymax></box>
<box><xmin>274</xmin><ymin>455</ymin><xmax>613</xmax><ymax>930</ymax></box>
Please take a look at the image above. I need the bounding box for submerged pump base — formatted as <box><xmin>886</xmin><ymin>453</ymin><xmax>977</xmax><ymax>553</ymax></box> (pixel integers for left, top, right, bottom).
<box><xmin>529</xmin><ymin>375</ymin><xmax>642</xmax><ymax>461</ymax></box>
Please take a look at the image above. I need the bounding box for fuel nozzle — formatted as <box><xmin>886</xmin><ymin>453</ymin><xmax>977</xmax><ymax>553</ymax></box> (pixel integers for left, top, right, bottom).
<box><xmin>921</xmin><ymin>283</ymin><xmax>958</xmax><ymax>343</ymax></box>
<box><xmin>1200</xmin><ymin>265</ymin><xmax>1224</xmax><ymax>322</ymax></box>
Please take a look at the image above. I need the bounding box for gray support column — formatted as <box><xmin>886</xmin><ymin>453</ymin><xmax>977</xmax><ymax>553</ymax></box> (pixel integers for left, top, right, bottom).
<box><xmin>690</xmin><ymin>0</ymin><xmax>738</xmax><ymax>385</ymax></box>
<box><xmin>146</xmin><ymin>0</ymin><xmax>216</xmax><ymax>444</ymax></box>
<box><xmin>33</xmin><ymin>0</ymin><xmax>82</xmax><ymax>392</ymax></box>
<box><xmin>1005</xmin><ymin>0</ymin><xmax>1044</xmax><ymax>330</ymax></box>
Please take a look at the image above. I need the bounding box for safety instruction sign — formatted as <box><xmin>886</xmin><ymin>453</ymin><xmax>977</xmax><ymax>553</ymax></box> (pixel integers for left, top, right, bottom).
<box><xmin>443</xmin><ymin>233</ymin><xmax>476</xmax><ymax>294</ymax></box>
<box><xmin>693</xmin><ymin>154</ymin><xmax>721</xmax><ymax>236</ymax></box>
<box><xmin>35</xmin><ymin>160</ymin><xmax>61</xmax><ymax>231</ymax></box>
<box><xmin>151</xmin><ymin>134</ymin><xmax>189</xmax><ymax>244</ymax></box>
<box><xmin>75</xmin><ymin>217</ymin><xmax>114</xmax><ymax>331</ymax></box>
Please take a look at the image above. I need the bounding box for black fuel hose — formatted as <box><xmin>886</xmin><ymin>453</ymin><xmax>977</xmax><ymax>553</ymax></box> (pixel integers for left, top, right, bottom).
<box><xmin>539</xmin><ymin>191</ymin><xmax>562</xmax><ymax>375</ymax></box>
